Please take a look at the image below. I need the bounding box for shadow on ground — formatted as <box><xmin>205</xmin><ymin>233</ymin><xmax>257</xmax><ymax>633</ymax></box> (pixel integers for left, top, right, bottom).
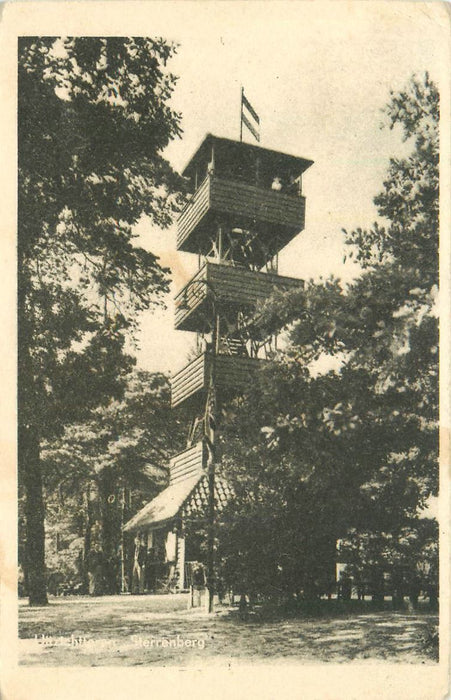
<box><xmin>18</xmin><ymin>594</ymin><xmax>438</xmax><ymax>666</ymax></box>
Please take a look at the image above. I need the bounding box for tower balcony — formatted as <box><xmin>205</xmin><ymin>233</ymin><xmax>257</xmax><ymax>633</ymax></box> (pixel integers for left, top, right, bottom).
<box><xmin>169</xmin><ymin>442</ymin><xmax>205</xmax><ymax>485</ymax></box>
<box><xmin>177</xmin><ymin>174</ymin><xmax>306</xmax><ymax>255</ymax></box>
<box><xmin>175</xmin><ymin>260</ymin><xmax>304</xmax><ymax>332</ymax></box>
<box><xmin>171</xmin><ymin>352</ymin><xmax>262</xmax><ymax>409</ymax></box>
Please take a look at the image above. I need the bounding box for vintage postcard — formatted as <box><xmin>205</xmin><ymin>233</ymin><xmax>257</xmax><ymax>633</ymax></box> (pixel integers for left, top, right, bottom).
<box><xmin>0</xmin><ymin>1</ymin><xmax>450</xmax><ymax>698</ymax></box>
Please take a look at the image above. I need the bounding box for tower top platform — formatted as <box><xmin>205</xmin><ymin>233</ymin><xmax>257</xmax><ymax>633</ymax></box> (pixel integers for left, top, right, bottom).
<box><xmin>182</xmin><ymin>133</ymin><xmax>313</xmax><ymax>192</ymax></box>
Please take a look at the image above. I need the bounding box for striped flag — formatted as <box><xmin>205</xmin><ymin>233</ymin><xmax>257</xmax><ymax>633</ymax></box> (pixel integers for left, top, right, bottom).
<box><xmin>241</xmin><ymin>88</ymin><xmax>260</xmax><ymax>143</ymax></box>
<box><xmin>205</xmin><ymin>385</ymin><xmax>217</xmax><ymax>435</ymax></box>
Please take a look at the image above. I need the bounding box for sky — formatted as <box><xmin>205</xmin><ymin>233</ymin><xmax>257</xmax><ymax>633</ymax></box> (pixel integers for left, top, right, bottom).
<box><xmin>130</xmin><ymin>1</ymin><xmax>447</xmax><ymax>374</ymax></box>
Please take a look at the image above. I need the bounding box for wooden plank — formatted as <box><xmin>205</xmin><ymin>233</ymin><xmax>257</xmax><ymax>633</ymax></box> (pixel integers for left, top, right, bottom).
<box><xmin>170</xmin><ymin>467</ymin><xmax>203</xmax><ymax>485</ymax></box>
<box><xmin>171</xmin><ymin>381</ymin><xmax>204</xmax><ymax>406</ymax></box>
<box><xmin>210</xmin><ymin>175</ymin><xmax>301</xmax><ymax>205</ymax></box>
<box><xmin>178</xmin><ymin>193</ymin><xmax>209</xmax><ymax>239</ymax></box>
<box><xmin>178</xmin><ymin>178</ymin><xmax>210</xmax><ymax>231</ymax></box>
<box><xmin>176</xmin><ymin>174</ymin><xmax>306</xmax><ymax>253</ymax></box>
<box><xmin>171</xmin><ymin>380</ymin><xmax>204</xmax><ymax>406</ymax></box>
<box><xmin>171</xmin><ymin>456</ymin><xmax>203</xmax><ymax>469</ymax></box>
<box><xmin>171</xmin><ymin>464</ymin><xmax>202</xmax><ymax>479</ymax></box>
<box><xmin>210</xmin><ymin>177</ymin><xmax>305</xmax><ymax>224</ymax></box>
<box><xmin>172</xmin><ymin>354</ymin><xmax>205</xmax><ymax>382</ymax></box>
<box><xmin>171</xmin><ymin>452</ymin><xmax>204</xmax><ymax>472</ymax></box>
<box><xmin>170</xmin><ymin>443</ymin><xmax>203</xmax><ymax>467</ymax></box>
<box><xmin>170</xmin><ymin>443</ymin><xmax>203</xmax><ymax>461</ymax></box>
<box><xmin>171</xmin><ymin>353</ymin><xmax>263</xmax><ymax>407</ymax></box>
<box><xmin>171</xmin><ymin>469</ymin><xmax>202</xmax><ymax>483</ymax></box>
<box><xmin>172</xmin><ymin>364</ymin><xmax>205</xmax><ymax>391</ymax></box>
<box><xmin>172</xmin><ymin>370</ymin><xmax>205</xmax><ymax>393</ymax></box>
<box><xmin>171</xmin><ymin>355</ymin><xmax>208</xmax><ymax>407</ymax></box>
<box><xmin>177</xmin><ymin>177</ymin><xmax>211</xmax><ymax>247</ymax></box>
<box><xmin>171</xmin><ymin>464</ymin><xmax>203</xmax><ymax>480</ymax></box>
<box><xmin>172</xmin><ymin>371</ymin><xmax>205</xmax><ymax>396</ymax></box>
<box><xmin>171</xmin><ymin>457</ymin><xmax>204</xmax><ymax>474</ymax></box>
<box><xmin>169</xmin><ymin>443</ymin><xmax>204</xmax><ymax>484</ymax></box>
<box><xmin>207</xmin><ymin>264</ymin><xmax>303</xmax><ymax>304</ymax></box>
<box><xmin>215</xmin><ymin>355</ymin><xmax>261</xmax><ymax>389</ymax></box>
<box><xmin>175</xmin><ymin>294</ymin><xmax>205</xmax><ymax>326</ymax></box>
<box><xmin>171</xmin><ymin>457</ymin><xmax>203</xmax><ymax>473</ymax></box>
<box><xmin>174</xmin><ymin>264</ymin><xmax>209</xmax><ymax>325</ymax></box>
<box><xmin>174</xmin><ymin>262</ymin><xmax>303</xmax><ymax>330</ymax></box>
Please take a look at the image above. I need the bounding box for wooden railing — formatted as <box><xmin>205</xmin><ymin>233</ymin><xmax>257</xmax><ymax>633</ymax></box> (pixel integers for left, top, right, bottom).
<box><xmin>169</xmin><ymin>442</ymin><xmax>205</xmax><ymax>485</ymax></box>
<box><xmin>208</xmin><ymin>262</ymin><xmax>303</xmax><ymax>307</ymax></box>
<box><xmin>174</xmin><ymin>261</ymin><xmax>304</xmax><ymax>331</ymax></box>
<box><xmin>177</xmin><ymin>176</ymin><xmax>211</xmax><ymax>250</ymax></box>
<box><xmin>171</xmin><ymin>353</ymin><xmax>207</xmax><ymax>408</ymax></box>
<box><xmin>210</xmin><ymin>177</ymin><xmax>305</xmax><ymax>228</ymax></box>
<box><xmin>174</xmin><ymin>264</ymin><xmax>209</xmax><ymax>330</ymax></box>
<box><xmin>215</xmin><ymin>354</ymin><xmax>262</xmax><ymax>389</ymax></box>
<box><xmin>176</xmin><ymin>175</ymin><xmax>306</xmax><ymax>251</ymax></box>
<box><xmin>171</xmin><ymin>352</ymin><xmax>262</xmax><ymax>408</ymax></box>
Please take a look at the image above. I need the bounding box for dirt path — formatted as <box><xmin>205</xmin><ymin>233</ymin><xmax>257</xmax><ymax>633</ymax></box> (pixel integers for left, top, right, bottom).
<box><xmin>19</xmin><ymin>594</ymin><xmax>438</xmax><ymax>666</ymax></box>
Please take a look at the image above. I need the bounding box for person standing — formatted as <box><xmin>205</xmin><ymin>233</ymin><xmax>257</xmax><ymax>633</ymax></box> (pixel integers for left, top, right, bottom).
<box><xmin>132</xmin><ymin>534</ymin><xmax>146</xmax><ymax>594</ymax></box>
<box><xmin>87</xmin><ymin>544</ymin><xmax>104</xmax><ymax>596</ymax></box>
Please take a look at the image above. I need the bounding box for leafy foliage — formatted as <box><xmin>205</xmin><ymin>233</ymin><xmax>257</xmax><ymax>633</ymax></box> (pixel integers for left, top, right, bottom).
<box><xmin>19</xmin><ymin>37</ymin><xmax>185</xmax><ymax>437</ymax></box>
<box><xmin>216</xmin><ymin>74</ymin><xmax>439</xmax><ymax>600</ymax></box>
<box><xmin>338</xmin><ymin>520</ymin><xmax>438</xmax><ymax>605</ymax></box>
<box><xmin>18</xmin><ymin>37</ymin><xmax>185</xmax><ymax>603</ymax></box>
<box><xmin>26</xmin><ymin>372</ymin><xmax>185</xmax><ymax>594</ymax></box>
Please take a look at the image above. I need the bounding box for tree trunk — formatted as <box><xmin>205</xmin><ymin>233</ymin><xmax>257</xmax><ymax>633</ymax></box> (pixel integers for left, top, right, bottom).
<box><xmin>18</xmin><ymin>249</ymin><xmax>48</xmax><ymax>605</ymax></box>
<box><xmin>371</xmin><ymin>569</ymin><xmax>385</xmax><ymax>603</ymax></box>
<box><xmin>20</xmin><ymin>425</ymin><xmax>48</xmax><ymax>606</ymax></box>
<box><xmin>98</xmin><ymin>470</ymin><xmax>118</xmax><ymax>594</ymax></box>
<box><xmin>82</xmin><ymin>485</ymin><xmax>94</xmax><ymax>593</ymax></box>
<box><xmin>120</xmin><ymin>485</ymin><xmax>127</xmax><ymax>593</ymax></box>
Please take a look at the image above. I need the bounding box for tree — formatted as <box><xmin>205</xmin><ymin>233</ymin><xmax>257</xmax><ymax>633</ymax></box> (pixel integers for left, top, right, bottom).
<box><xmin>33</xmin><ymin>371</ymin><xmax>185</xmax><ymax>595</ymax></box>
<box><xmin>216</xmin><ymin>74</ymin><xmax>439</xmax><ymax>601</ymax></box>
<box><xmin>338</xmin><ymin>519</ymin><xmax>438</xmax><ymax>608</ymax></box>
<box><xmin>18</xmin><ymin>37</ymin><xmax>185</xmax><ymax>604</ymax></box>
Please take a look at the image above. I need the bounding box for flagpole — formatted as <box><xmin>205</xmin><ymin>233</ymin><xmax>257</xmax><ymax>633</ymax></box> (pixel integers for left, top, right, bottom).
<box><xmin>240</xmin><ymin>86</ymin><xmax>243</xmax><ymax>142</ymax></box>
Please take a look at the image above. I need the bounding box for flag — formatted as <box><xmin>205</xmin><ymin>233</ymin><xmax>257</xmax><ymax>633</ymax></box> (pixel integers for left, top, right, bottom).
<box><xmin>205</xmin><ymin>385</ymin><xmax>217</xmax><ymax>434</ymax></box>
<box><xmin>241</xmin><ymin>89</ymin><xmax>260</xmax><ymax>143</ymax></box>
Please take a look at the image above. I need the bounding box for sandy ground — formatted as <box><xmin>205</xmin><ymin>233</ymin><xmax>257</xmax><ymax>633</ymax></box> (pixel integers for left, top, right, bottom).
<box><xmin>18</xmin><ymin>594</ymin><xmax>438</xmax><ymax>666</ymax></box>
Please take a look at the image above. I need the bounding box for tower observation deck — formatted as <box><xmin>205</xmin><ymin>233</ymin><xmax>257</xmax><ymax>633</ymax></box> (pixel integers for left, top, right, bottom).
<box><xmin>124</xmin><ymin>132</ymin><xmax>314</xmax><ymax>598</ymax></box>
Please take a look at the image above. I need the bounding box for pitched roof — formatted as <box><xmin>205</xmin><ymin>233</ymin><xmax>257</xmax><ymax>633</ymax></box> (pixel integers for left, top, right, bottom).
<box><xmin>183</xmin><ymin>475</ymin><xmax>233</xmax><ymax>518</ymax></box>
<box><xmin>123</xmin><ymin>475</ymin><xmax>202</xmax><ymax>532</ymax></box>
<box><xmin>182</xmin><ymin>134</ymin><xmax>314</xmax><ymax>181</ymax></box>
<box><xmin>123</xmin><ymin>474</ymin><xmax>233</xmax><ymax>532</ymax></box>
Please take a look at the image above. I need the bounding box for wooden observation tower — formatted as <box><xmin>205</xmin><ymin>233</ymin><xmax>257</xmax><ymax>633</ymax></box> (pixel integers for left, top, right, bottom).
<box><xmin>124</xmin><ymin>129</ymin><xmax>313</xmax><ymax>604</ymax></box>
